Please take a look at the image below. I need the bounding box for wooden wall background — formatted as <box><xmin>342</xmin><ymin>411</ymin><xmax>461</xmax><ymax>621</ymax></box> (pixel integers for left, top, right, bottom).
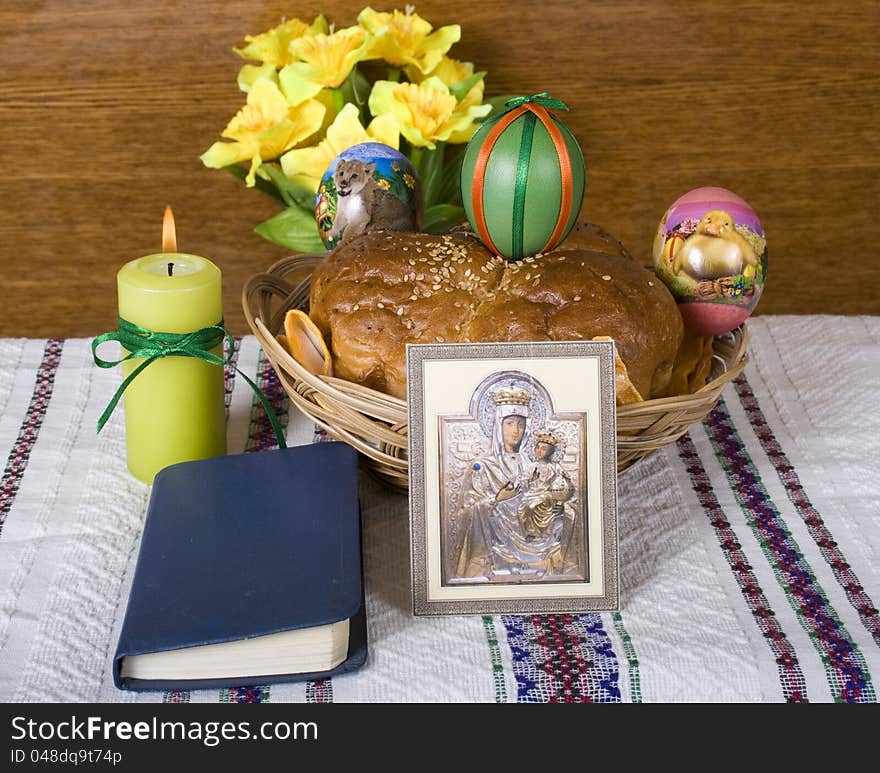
<box><xmin>1</xmin><ymin>0</ymin><xmax>877</xmax><ymax>337</ymax></box>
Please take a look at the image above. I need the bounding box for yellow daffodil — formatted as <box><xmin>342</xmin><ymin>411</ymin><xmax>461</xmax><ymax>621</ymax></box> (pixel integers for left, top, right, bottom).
<box><xmin>237</xmin><ymin>63</ymin><xmax>278</xmax><ymax>93</ymax></box>
<box><xmin>369</xmin><ymin>77</ymin><xmax>490</xmax><ymax>148</ymax></box>
<box><xmin>235</xmin><ymin>16</ymin><xmax>330</xmax><ymax>93</ymax></box>
<box><xmin>234</xmin><ymin>16</ymin><xmax>329</xmax><ymax>67</ymax></box>
<box><xmin>406</xmin><ymin>56</ymin><xmax>486</xmax><ymax>112</ymax></box>
<box><xmin>358</xmin><ymin>7</ymin><xmax>460</xmax><ymax>74</ymax></box>
<box><xmin>280</xmin><ymin>103</ymin><xmax>400</xmax><ymax>192</ymax></box>
<box><xmin>200</xmin><ymin>79</ymin><xmax>326</xmax><ymax>186</ymax></box>
<box><xmin>279</xmin><ymin>27</ymin><xmax>370</xmax><ymax>106</ymax></box>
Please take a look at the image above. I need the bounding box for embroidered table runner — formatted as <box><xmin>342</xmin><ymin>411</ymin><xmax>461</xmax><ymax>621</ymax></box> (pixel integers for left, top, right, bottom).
<box><xmin>0</xmin><ymin>316</ymin><xmax>877</xmax><ymax>703</ymax></box>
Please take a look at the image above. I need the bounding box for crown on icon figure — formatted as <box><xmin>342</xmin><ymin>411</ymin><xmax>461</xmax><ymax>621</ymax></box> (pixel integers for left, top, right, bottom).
<box><xmin>534</xmin><ymin>430</ymin><xmax>560</xmax><ymax>446</ymax></box>
<box><xmin>491</xmin><ymin>387</ymin><xmax>531</xmax><ymax>407</ymax></box>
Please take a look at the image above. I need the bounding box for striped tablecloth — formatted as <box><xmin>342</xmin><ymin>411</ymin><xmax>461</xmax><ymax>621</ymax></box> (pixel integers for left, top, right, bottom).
<box><xmin>0</xmin><ymin>316</ymin><xmax>877</xmax><ymax>703</ymax></box>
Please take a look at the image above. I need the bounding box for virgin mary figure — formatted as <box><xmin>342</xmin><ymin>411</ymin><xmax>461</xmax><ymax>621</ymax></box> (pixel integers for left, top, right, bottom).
<box><xmin>451</xmin><ymin>386</ymin><xmax>568</xmax><ymax>583</ymax></box>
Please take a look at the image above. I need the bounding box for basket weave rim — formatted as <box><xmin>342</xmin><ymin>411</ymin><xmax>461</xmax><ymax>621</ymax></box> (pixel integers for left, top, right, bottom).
<box><xmin>242</xmin><ymin>250</ymin><xmax>749</xmax><ymax>488</ymax></box>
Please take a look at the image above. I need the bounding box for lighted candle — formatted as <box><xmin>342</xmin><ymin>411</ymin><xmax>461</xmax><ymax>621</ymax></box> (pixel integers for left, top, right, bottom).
<box><xmin>116</xmin><ymin>207</ymin><xmax>226</xmax><ymax>483</ymax></box>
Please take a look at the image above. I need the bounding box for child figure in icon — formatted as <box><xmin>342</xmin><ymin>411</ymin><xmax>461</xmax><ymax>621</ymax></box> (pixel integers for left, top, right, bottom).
<box><xmin>519</xmin><ymin>430</ymin><xmax>578</xmax><ymax>575</ymax></box>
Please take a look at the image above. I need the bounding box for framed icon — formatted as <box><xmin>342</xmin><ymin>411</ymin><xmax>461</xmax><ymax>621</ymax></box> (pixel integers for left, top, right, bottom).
<box><xmin>407</xmin><ymin>341</ymin><xmax>619</xmax><ymax>615</ymax></box>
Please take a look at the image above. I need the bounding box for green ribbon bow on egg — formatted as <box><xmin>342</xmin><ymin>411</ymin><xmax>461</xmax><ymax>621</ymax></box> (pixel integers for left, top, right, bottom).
<box><xmin>504</xmin><ymin>93</ymin><xmax>570</xmax><ymax>111</ymax></box>
<box><xmin>92</xmin><ymin>318</ymin><xmax>287</xmax><ymax>448</ymax></box>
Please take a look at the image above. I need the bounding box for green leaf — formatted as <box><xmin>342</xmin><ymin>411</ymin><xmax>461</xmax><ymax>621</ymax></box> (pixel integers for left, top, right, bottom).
<box><xmin>258</xmin><ymin>163</ymin><xmax>316</xmax><ymax>209</ymax></box>
<box><xmin>422</xmin><ymin>204</ymin><xmax>465</xmax><ymax>234</ymax></box>
<box><xmin>254</xmin><ymin>166</ymin><xmax>293</xmax><ymax>207</ymax></box>
<box><xmin>222</xmin><ymin>164</ymin><xmax>286</xmax><ymax>206</ymax></box>
<box><xmin>254</xmin><ymin>205</ymin><xmax>325</xmax><ymax>253</ymax></box>
<box><xmin>412</xmin><ymin>142</ymin><xmax>446</xmax><ymax>209</ymax></box>
<box><xmin>339</xmin><ymin>67</ymin><xmax>372</xmax><ymax>110</ymax></box>
<box><xmin>448</xmin><ymin>71</ymin><xmax>486</xmax><ymax>103</ymax></box>
<box><xmin>437</xmin><ymin>147</ymin><xmax>465</xmax><ymax>206</ymax></box>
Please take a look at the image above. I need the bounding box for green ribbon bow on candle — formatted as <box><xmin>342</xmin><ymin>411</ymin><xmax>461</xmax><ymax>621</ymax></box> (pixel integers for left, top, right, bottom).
<box><xmin>504</xmin><ymin>93</ymin><xmax>570</xmax><ymax>111</ymax></box>
<box><xmin>91</xmin><ymin>318</ymin><xmax>287</xmax><ymax>449</ymax></box>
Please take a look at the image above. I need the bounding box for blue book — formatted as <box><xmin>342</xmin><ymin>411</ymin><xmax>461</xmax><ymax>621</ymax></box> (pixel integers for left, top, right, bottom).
<box><xmin>113</xmin><ymin>442</ymin><xmax>366</xmax><ymax>691</ymax></box>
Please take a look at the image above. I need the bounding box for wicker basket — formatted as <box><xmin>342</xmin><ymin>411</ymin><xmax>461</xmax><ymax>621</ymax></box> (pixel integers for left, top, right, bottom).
<box><xmin>243</xmin><ymin>252</ymin><xmax>749</xmax><ymax>491</ymax></box>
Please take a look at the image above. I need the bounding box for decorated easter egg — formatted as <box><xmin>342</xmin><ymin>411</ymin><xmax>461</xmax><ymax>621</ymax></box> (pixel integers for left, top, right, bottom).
<box><xmin>316</xmin><ymin>142</ymin><xmax>421</xmax><ymax>251</ymax></box>
<box><xmin>653</xmin><ymin>186</ymin><xmax>767</xmax><ymax>336</ymax></box>
<box><xmin>461</xmin><ymin>94</ymin><xmax>586</xmax><ymax>261</ymax></box>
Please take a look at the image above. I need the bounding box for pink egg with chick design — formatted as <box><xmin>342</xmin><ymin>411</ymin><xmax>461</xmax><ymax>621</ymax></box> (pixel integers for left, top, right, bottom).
<box><xmin>653</xmin><ymin>187</ymin><xmax>767</xmax><ymax>336</ymax></box>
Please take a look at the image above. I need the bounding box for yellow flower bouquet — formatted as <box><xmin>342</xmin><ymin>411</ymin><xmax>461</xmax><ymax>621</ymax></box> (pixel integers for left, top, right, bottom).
<box><xmin>201</xmin><ymin>6</ymin><xmax>503</xmax><ymax>252</ymax></box>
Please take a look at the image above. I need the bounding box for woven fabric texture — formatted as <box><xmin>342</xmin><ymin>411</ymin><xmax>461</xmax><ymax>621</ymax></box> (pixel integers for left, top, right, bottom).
<box><xmin>0</xmin><ymin>316</ymin><xmax>877</xmax><ymax>703</ymax></box>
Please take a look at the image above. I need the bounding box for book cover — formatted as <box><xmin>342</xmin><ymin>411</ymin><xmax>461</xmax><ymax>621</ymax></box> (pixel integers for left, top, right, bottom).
<box><xmin>113</xmin><ymin>441</ymin><xmax>366</xmax><ymax>691</ymax></box>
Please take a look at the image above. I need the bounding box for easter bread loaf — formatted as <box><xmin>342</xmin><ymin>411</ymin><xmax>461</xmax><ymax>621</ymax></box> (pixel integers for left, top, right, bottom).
<box><xmin>309</xmin><ymin>223</ymin><xmax>684</xmax><ymax>401</ymax></box>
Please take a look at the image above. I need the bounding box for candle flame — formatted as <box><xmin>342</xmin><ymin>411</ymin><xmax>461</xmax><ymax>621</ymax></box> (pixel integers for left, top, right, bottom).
<box><xmin>162</xmin><ymin>205</ymin><xmax>177</xmax><ymax>252</ymax></box>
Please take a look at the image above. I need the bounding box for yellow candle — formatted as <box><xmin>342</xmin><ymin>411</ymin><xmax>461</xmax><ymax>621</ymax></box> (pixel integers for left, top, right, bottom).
<box><xmin>117</xmin><ymin>248</ymin><xmax>226</xmax><ymax>484</ymax></box>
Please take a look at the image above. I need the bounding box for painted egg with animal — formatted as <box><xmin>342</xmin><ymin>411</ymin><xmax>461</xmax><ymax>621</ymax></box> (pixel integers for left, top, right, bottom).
<box><xmin>315</xmin><ymin>142</ymin><xmax>422</xmax><ymax>251</ymax></box>
<box><xmin>653</xmin><ymin>186</ymin><xmax>767</xmax><ymax>336</ymax></box>
<box><xmin>461</xmin><ymin>94</ymin><xmax>586</xmax><ymax>261</ymax></box>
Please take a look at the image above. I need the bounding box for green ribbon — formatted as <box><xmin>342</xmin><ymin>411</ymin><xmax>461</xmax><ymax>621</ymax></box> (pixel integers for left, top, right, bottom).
<box><xmin>91</xmin><ymin>318</ymin><xmax>287</xmax><ymax>449</ymax></box>
<box><xmin>505</xmin><ymin>93</ymin><xmax>570</xmax><ymax>111</ymax></box>
<box><xmin>512</xmin><ymin>111</ymin><xmax>537</xmax><ymax>260</ymax></box>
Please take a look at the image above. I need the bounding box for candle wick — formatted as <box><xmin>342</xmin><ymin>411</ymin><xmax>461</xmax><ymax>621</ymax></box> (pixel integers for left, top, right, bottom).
<box><xmin>167</xmin><ymin>262</ymin><xmax>174</xmax><ymax>277</ymax></box>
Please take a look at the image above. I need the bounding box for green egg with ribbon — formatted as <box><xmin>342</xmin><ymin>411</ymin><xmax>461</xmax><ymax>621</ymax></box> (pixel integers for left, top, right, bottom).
<box><xmin>461</xmin><ymin>93</ymin><xmax>586</xmax><ymax>260</ymax></box>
